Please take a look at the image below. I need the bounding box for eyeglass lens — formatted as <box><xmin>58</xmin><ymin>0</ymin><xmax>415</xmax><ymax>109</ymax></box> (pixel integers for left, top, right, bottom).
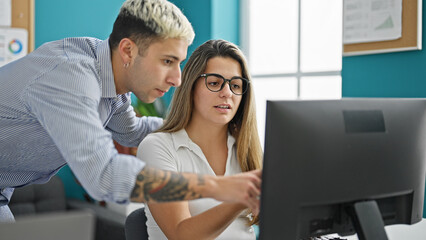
<box><xmin>205</xmin><ymin>75</ymin><xmax>246</xmax><ymax>95</ymax></box>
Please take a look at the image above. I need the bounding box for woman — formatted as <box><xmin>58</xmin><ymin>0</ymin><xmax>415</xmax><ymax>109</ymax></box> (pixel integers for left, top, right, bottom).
<box><xmin>137</xmin><ymin>39</ymin><xmax>263</xmax><ymax>240</ymax></box>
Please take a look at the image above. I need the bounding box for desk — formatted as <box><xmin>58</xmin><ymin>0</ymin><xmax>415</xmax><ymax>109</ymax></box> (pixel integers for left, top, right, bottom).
<box><xmin>327</xmin><ymin>218</ymin><xmax>426</xmax><ymax>240</ymax></box>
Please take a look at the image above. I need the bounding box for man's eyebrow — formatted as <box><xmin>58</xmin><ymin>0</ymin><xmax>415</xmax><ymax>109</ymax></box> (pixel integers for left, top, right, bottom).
<box><xmin>163</xmin><ymin>55</ymin><xmax>180</xmax><ymax>61</ymax></box>
<box><xmin>163</xmin><ymin>55</ymin><xmax>187</xmax><ymax>64</ymax></box>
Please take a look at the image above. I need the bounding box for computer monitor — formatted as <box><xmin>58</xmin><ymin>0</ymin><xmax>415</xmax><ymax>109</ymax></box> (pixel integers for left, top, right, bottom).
<box><xmin>259</xmin><ymin>98</ymin><xmax>426</xmax><ymax>240</ymax></box>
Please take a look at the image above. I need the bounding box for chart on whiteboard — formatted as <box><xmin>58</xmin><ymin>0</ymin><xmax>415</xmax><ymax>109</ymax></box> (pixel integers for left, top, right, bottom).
<box><xmin>343</xmin><ymin>0</ymin><xmax>402</xmax><ymax>44</ymax></box>
<box><xmin>0</xmin><ymin>28</ymin><xmax>28</xmax><ymax>67</ymax></box>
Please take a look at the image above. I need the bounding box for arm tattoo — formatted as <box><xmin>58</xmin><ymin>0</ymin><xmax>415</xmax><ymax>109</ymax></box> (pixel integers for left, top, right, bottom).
<box><xmin>131</xmin><ymin>166</ymin><xmax>204</xmax><ymax>202</ymax></box>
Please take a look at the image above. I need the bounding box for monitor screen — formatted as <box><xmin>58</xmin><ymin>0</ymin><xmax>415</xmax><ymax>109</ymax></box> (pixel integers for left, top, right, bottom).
<box><xmin>259</xmin><ymin>98</ymin><xmax>426</xmax><ymax>240</ymax></box>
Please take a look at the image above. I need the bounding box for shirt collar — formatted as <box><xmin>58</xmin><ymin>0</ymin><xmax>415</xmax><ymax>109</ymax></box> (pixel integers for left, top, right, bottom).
<box><xmin>172</xmin><ymin>128</ymin><xmax>236</xmax><ymax>152</ymax></box>
<box><xmin>97</xmin><ymin>39</ymin><xmax>117</xmax><ymax>98</ymax></box>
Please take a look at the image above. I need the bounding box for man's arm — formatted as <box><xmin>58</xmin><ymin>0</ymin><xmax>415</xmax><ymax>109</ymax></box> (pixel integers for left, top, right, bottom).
<box><xmin>106</xmin><ymin>95</ymin><xmax>164</xmax><ymax>147</ymax></box>
<box><xmin>130</xmin><ymin>166</ymin><xmax>262</xmax><ymax>214</ymax></box>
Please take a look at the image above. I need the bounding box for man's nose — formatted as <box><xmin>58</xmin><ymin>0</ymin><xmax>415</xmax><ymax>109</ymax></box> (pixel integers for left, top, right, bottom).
<box><xmin>167</xmin><ymin>66</ymin><xmax>181</xmax><ymax>87</ymax></box>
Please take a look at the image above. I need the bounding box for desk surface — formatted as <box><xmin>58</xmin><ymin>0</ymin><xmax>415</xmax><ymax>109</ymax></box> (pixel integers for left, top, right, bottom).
<box><xmin>327</xmin><ymin>218</ymin><xmax>426</xmax><ymax>240</ymax></box>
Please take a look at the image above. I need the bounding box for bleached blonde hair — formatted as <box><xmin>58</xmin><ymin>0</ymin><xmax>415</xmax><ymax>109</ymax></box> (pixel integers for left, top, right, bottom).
<box><xmin>109</xmin><ymin>0</ymin><xmax>194</xmax><ymax>54</ymax></box>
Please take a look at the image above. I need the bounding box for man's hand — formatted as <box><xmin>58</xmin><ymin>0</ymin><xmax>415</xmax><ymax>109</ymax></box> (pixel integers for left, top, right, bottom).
<box><xmin>130</xmin><ymin>166</ymin><xmax>262</xmax><ymax>215</ymax></box>
<box><xmin>204</xmin><ymin>169</ymin><xmax>262</xmax><ymax>215</ymax></box>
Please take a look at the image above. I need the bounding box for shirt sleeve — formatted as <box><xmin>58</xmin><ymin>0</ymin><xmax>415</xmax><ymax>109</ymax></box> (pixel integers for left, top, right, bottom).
<box><xmin>22</xmin><ymin>64</ymin><xmax>144</xmax><ymax>204</ymax></box>
<box><xmin>137</xmin><ymin>133</ymin><xmax>178</xmax><ymax>172</ymax></box>
<box><xmin>106</xmin><ymin>94</ymin><xmax>164</xmax><ymax>147</ymax></box>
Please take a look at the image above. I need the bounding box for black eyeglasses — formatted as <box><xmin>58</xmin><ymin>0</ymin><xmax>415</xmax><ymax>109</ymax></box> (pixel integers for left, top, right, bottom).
<box><xmin>199</xmin><ymin>73</ymin><xmax>249</xmax><ymax>95</ymax></box>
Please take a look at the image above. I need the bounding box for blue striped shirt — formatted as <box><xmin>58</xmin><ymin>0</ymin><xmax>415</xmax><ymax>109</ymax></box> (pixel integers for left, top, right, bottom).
<box><xmin>0</xmin><ymin>37</ymin><xmax>163</xmax><ymax>204</ymax></box>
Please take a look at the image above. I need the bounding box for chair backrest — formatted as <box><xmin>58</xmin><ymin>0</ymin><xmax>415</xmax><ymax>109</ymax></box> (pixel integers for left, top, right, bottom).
<box><xmin>9</xmin><ymin>176</ymin><xmax>67</xmax><ymax>216</ymax></box>
<box><xmin>125</xmin><ymin>208</ymin><xmax>149</xmax><ymax>240</ymax></box>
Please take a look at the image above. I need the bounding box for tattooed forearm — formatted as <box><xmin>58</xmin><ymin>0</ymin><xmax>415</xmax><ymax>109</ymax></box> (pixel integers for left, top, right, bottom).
<box><xmin>197</xmin><ymin>174</ymin><xmax>205</xmax><ymax>186</ymax></box>
<box><xmin>130</xmin><ymin>166</ymin><xmax>205</xmax><ymax>203</ymax></box>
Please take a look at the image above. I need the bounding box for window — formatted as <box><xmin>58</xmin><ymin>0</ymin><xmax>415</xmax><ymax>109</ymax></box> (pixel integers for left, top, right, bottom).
<box><xmin>240</xmin><ymin>0</ymin><xmax>343</xmax><ymax>145</ymax></box>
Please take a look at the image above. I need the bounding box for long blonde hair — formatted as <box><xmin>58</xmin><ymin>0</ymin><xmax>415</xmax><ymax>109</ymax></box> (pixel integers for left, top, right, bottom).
<box><xmin>158</xmin><ymin>39</ymin><xmax>262</xmax><ymax>224</ymax></box>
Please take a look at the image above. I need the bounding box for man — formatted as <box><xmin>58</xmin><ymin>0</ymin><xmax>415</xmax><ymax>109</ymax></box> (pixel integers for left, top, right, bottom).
<box><xmin>0</xmin><ymin>0</ymin><xmax>261</xmax><ymax>222</ymax></box>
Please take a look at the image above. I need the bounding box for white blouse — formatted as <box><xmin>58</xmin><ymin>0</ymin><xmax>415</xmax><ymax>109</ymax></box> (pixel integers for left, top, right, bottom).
<box><xmin>137</xmin><ymin>129</ymin><xmax>255</xmax><ymax>240</ymax></box>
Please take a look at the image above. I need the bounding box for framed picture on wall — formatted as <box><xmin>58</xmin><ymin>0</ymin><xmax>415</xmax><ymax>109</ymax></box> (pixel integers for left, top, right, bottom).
<box><xmin>343</xmin><ymin>0</ymin><xmax>422</xmax><ymax>56</ymax></box>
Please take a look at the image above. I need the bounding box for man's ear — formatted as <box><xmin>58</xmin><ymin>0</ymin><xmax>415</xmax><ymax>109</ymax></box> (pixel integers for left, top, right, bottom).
<box><xmin>118</xmin><ymin>38</ymin><xmax>137</xmax><ymax>65</ymax></box>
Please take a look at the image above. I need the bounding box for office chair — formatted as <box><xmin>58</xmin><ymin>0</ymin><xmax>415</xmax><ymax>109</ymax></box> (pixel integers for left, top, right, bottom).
<box><xmin>125</xmin><ymin>207</ymin><xmax>149</xmax><ymax>240</ymax></box>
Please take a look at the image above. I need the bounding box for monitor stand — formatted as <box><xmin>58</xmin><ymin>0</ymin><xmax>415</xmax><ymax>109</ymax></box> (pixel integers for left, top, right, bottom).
<box><xmin>349</xmin><ymin>200</ymin><xmax>389</xmax><ymax>240</ymax></box>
